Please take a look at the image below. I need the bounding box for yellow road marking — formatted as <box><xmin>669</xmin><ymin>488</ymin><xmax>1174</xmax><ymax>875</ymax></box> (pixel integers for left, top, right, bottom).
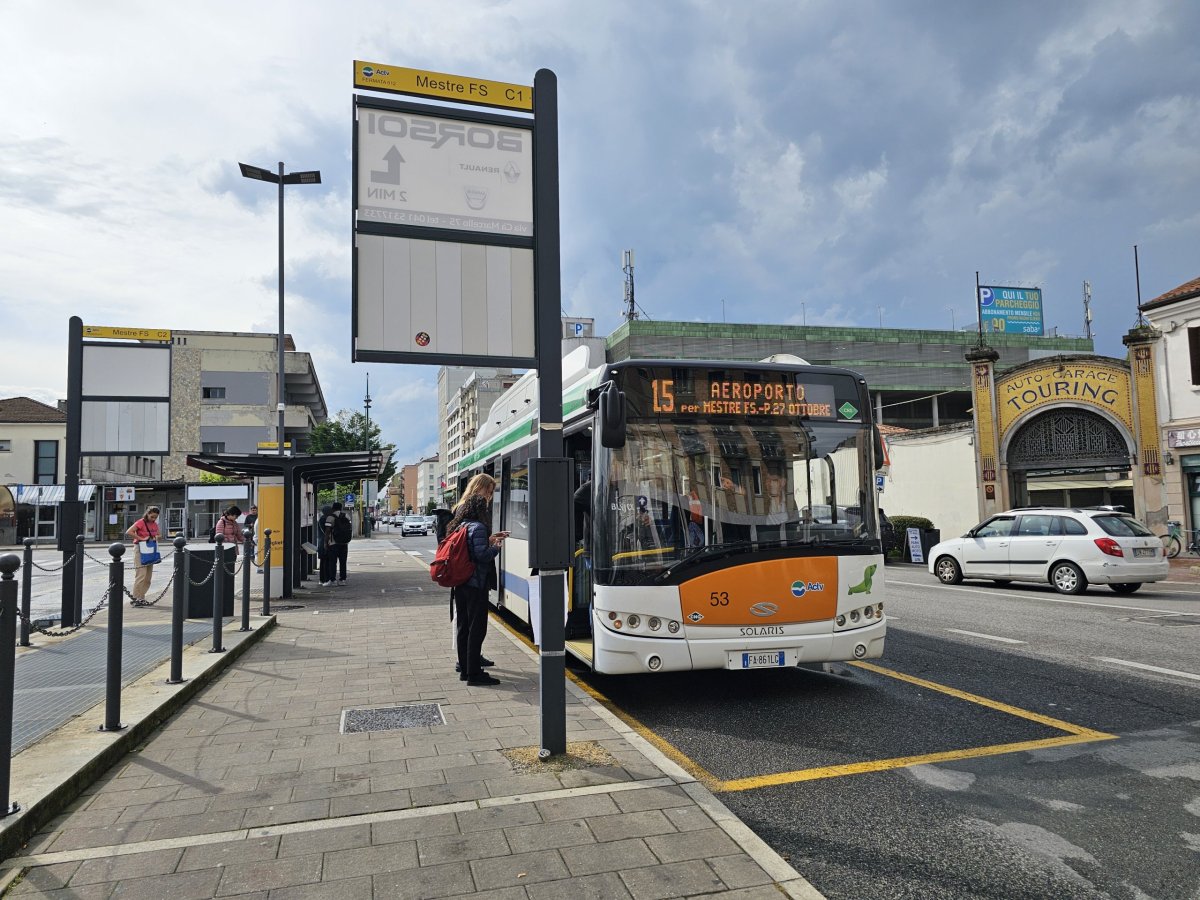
<box><xmin>490</xmin><ymin>613</ymin><xmax>1117</xmax><ymax>793</ymax></box>
<box><xmin>849</xmin><ymin>661</ymin><xmax>1115</xmax><ymax>738</ymax></box>
<box><xmin>720</xmin><ymin>732</ymin><xmax>1107</xmax><ymax>791</ymax></box>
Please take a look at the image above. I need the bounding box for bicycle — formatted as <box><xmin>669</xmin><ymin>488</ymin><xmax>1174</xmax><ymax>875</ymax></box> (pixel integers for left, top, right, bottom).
<box><xmin>1162</xmin><ymin>521</ymin><xmax>1200</xmax><ymax>559</ymax></box>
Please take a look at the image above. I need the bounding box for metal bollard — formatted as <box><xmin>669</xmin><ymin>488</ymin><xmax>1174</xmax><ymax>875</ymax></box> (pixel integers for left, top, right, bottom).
<box><xmin>0</xmin><ymin>554</ymin><xmax>22</xmax><ymax>816</ymax></box>
<box><xmin>240</xmin><ymin>527</ymin><xmax>252</xmax><ymax>632</ymax></box>
<box><xmin>262</xmin><ymin>530</ymin><xmax>272</xmax><ymax>617</ymax></box>
<box><xmin>211</xmin><ymin>535</ymin><xmax>225</xmax><ymax>653</ymax></box>
<box><xmin>19</xmin><ymin>539</ymin><xmax>33</xmax><ymax>647</ymax></box>
<box><xmin>74</xmin><ymin>534</ymin><xmax>85</xmax><ymax>626</ymax></box>
<box><xmin>168</xmin><ymin>536</ymin><xmax>186</xmax><ymax>685</ymax></box>
<box><xmin>101</xmin><ymin>543</ymin><xmax>126</xmax><ymax>732</ymax></box>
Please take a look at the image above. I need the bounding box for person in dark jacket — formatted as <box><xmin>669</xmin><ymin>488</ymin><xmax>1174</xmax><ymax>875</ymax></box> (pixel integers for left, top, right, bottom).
<box><xmin>445</xmin><ymin>473</ymin><xmax>507</xmax><ymax>685</ymax></box>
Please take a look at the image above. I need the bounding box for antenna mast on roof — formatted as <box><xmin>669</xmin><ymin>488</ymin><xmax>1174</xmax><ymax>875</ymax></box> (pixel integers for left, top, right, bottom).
<box><xmin>622</xmin><ymin>249</ymin><xmax>637</xmax><ymax>322</ymax></box>
<box><xmin>1082</xmin><ymin>280</ymin><xmax>1093</xmax><ymax>341</ymax></box>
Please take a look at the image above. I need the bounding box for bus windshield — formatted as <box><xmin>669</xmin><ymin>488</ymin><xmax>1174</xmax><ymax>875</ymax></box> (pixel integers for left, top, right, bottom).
<box><xmin>593</xmin><ymin>417</ymin><xmax>877</xmax><ymax>584</ymax></box>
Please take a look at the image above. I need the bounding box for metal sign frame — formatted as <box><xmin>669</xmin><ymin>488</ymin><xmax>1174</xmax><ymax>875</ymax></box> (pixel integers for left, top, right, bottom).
<box><xmin>352</xmin><ymin>94</ymin><xmax>537</xmax><ymax>368</ymax></box>
<box><xmin>78</xmin><ymin>340</ymin><xmax>172</xmax><ymax>456</ymax></box>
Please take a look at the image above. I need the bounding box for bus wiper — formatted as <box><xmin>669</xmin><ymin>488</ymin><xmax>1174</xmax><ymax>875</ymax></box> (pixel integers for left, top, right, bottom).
<box><xmin>657</xmin><ymin>538</ymin><xmax>796</xmax><ymax>581</ymax></box>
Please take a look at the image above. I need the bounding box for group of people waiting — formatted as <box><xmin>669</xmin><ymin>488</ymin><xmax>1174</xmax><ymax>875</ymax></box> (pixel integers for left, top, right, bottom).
<box><xmin>124</xmin><ymin>504</ymin><xmax>257</xmax><ymax>602</ymax></box>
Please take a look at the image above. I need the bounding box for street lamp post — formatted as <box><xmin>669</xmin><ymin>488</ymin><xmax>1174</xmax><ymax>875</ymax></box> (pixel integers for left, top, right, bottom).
<box><xmin>238</xmin><ymin>162</ymin><xmax>321</xmax><ymax>457</ymax></box>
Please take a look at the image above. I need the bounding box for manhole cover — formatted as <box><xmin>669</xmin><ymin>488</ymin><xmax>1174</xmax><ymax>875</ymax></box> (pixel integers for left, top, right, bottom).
<box><xmin>1128</xmin><ymin>614</ymin><xmax>1200</xmax><ymax>627</ymax></box>
<box><xmin>341</xmin><ymin>704</ymin><xmax>445</xmax><ymax>733</ymax></box>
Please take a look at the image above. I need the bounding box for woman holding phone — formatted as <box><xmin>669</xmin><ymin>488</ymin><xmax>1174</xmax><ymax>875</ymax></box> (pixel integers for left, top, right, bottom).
<box><xmin>445</xmin><ymin>473</ymin><xmax>507</xmax><ymax>686</ymax></box>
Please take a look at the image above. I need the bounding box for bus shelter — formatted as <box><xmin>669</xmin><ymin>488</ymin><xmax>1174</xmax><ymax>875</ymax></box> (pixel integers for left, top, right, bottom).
<box><xmin>186</xmin><ymin>450</ymin><xmax>384</xmax><ymax>599</ymax></box>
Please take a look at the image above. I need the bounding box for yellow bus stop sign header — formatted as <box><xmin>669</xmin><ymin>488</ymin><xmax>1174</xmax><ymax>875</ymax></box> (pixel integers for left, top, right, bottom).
<box><xmin>353</xmin><ymin>61</ymin><xmax>532</xmax><ymax>112</ymax></box>
<box><xmin>83</xmin><ymin>326</ymin><xmax>171</xmax><ymax>342</ymax></box>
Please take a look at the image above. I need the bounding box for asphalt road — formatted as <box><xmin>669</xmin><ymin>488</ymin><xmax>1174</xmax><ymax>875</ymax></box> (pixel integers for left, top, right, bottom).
<box><xmin>569</xmin><ymin>565</ymin><xmax>1200</xmax><ymax>900</ymax></box>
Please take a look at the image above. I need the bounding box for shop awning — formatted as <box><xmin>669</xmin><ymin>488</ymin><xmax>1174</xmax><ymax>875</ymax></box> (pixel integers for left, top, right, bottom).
<box><xmin>16</xmin><ymin>485</ymin><xmax>96</xmax><ymax>504</ymax></box>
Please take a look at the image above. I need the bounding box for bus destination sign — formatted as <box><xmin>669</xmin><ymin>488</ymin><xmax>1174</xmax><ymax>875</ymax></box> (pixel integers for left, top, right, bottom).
<box><xmin>650</xmin><ymin>377</ymin><xmax>839</xmax><ymax>419</ymax></box>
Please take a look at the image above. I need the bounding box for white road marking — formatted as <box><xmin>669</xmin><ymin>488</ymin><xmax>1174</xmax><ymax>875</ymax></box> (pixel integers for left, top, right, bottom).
<box><xmin>946</xmin><ymin>628</ymin><xmax>1026</xmax><ymax>644</ymax></box>
<box><xmin>1092</xmin><ymin>657</ymin><xmax>1200</xmax><ymax>682</ymax></box>
<box><xmin>889</xmin><ymin>579</ymin><xmax>1186</xmax><ymax>615</ymax></box>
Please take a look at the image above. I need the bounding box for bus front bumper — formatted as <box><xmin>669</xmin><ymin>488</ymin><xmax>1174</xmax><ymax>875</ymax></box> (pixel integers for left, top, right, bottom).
<box><xmin>590</xmin><ymin>618</ymin><xmax>887</xmax><ymax>675</ymax></box>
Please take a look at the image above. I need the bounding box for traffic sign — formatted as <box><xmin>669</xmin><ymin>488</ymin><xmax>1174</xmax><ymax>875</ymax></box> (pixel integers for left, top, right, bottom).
<box><xmin>345</xmin><ymin>494</ymin><xmax>356</xmax><ymax>505</ymax></box>
<box><xmin>875</xmin><ymin>473</ymin><xmax>885</xmax><ymax>493</ymax></box>
<box><xmin>354</xmin><ymin>61</ymin><xmax>532</xmax><ymax>112</ymax></box>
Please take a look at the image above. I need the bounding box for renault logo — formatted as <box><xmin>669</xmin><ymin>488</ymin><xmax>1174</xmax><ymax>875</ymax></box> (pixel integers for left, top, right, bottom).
<box><xmin>750</xmin><ymin>602</ymin><xmax>779</xmax><ymax>618</ymax></box>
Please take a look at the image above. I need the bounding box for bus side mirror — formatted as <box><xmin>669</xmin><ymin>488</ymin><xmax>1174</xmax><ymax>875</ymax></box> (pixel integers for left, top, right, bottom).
<box><xmin>873</xmin><ymin>425</ymin><xmax>888</xmax><ymax>472</ymax></box>
<box><xmin>599</xmin><ymin>383</ymin><xmax>626</xmax><ymax>448</ymax></box>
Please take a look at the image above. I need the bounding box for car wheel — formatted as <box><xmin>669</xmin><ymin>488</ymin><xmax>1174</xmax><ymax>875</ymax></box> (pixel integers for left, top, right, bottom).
<box><xmin>1050</xmin><ymin>562</ymin><xmax>1087</xmax><ymax>595</ymax></box>
<box><xmin>993</xmin><ymin>579</ymin><xmax>1012</xmax><ymax>586</ymax></box>
<box><xmin>934</xmin><ymin>556</ymin><xmax>963</xmax><ymax>585</ymax></box>
<box><xmin>1110</xmin><ymin>582</ymin><xmax>1142</xmax><ymax>595</ymax></box>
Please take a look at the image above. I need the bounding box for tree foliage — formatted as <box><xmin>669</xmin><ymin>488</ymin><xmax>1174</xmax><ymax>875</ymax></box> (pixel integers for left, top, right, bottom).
<box><xmin>307</xmin><ymin>410</ymin><xmax>397</xmax><ymax>505</ymax></box>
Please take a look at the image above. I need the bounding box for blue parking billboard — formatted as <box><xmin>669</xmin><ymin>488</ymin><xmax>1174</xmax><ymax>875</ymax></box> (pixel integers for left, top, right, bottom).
<box><xmin>979</xmin><ymin>286</ymin><xmax>1043</xmax><ymax>335</ymax></box>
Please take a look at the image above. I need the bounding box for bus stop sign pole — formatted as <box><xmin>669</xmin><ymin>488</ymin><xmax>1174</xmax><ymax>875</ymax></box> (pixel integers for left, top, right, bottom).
<box><xmin>532</xmin><ymin>68</ymin><xmax>567</xmax><ymax>759</ymax></box>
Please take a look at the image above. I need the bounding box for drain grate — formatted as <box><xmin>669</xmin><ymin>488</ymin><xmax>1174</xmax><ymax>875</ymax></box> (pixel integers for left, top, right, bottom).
<box><xmin>341</xmin><ymin>704</ymin><xmax>445</xmax><ymax>733</ymax></box>
<box><xmin>1128</xmin><ymin>614</ymin><xmax>1200</xmax><ymax>627</ymax></box>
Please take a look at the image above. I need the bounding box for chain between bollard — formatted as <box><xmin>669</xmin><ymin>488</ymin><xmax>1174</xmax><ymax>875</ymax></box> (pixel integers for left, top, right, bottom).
<box><xmin>16</xmin><ymin>587</ymin><xmax>112</xmax><ymax>638</ymax></box>
<box><xmin>128</xmin><ymin>570</ymin><xmax>176</xmax><ymax>607</ymax></box>
<box><xmin>187</xmin><ymin>559</ymin><xmax>219</xmax><ymax>588</ymax></box>
<box><xmin>27</xmin><ymin>552</ymin><xmax>77</xmax><ymax>574</ymax></box>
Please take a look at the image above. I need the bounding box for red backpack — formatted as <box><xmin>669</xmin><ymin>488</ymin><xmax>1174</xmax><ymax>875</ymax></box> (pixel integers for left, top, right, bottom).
<box><xmin>430</xmin><ymin>526</ymin><xmax>475</xmax><ymax>588</ymax></box>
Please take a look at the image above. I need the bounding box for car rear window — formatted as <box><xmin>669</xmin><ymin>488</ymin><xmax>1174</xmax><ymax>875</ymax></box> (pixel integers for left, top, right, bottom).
<box><xmin>1092</xmin><ymin>515</ymin><xmax>1153</xmax><ymax>537</ymax></box>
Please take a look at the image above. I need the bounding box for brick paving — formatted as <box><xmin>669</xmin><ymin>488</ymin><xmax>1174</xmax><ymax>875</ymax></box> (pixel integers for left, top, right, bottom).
<box><xmin>2</xmin><ymin>539</ymin><xmax>820</xmax><ymax>899</ymax></box>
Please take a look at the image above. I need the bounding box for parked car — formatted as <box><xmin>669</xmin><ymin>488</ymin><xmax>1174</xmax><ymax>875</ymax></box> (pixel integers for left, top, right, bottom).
<box><xmin>401</xmin><ymin>515</ymin><xmax>429</xmax><ymax>536</ymax></box>
<box><xmin>928</xmin><ymin>507</ymin><xmax>1168</xmax><ymax>595</ymax></box>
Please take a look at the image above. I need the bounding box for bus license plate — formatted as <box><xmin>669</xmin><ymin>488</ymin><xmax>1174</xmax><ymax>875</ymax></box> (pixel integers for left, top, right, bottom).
<box><xmin>741</xmin><ymin>651</ymin><xmax>785</xmax><ymax>669</ymax></box>
<box><xmin>1134</xmin><ymin>548</ymin><xmax>1155</xmax><ymax>558</ymax></box>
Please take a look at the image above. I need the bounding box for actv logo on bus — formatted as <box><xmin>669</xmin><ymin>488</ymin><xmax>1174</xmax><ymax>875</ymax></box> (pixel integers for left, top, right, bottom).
<box><xmin>790</xmin><ymin>580</ymin><xmax>826</xmax><ymax>598</ymax></box>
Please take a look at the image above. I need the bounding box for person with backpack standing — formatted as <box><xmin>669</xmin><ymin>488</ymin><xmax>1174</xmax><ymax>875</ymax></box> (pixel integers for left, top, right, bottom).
<box><xmin>317</xmin><ymin>504</ymin><xmax>334</xmax><ymax>586</ymax></box>
<box><xmin>324</xmin><ymin>501</ymin><xmax>350</xmax><ymax>585</ymax></box>
<box><xmin>444</xmin><ymin>473</ymin><xmax>507</xmax><ymax>686</ymax></box>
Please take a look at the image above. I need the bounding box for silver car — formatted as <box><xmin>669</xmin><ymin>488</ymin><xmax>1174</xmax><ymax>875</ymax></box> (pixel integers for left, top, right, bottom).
<box><xmin>928</xmin><ymin>507</ymin><xmax>1168</xmax><ymax>595</ymax></box>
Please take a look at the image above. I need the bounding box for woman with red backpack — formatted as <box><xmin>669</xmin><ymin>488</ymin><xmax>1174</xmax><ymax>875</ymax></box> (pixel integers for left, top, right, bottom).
<box><xmin>444</xmin><ymin>473</ymin><xmax>508</xmax><ymax>686</ymax></box>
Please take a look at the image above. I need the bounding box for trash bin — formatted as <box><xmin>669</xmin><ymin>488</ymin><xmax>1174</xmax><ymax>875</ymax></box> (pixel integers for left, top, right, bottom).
<box><xmin>185</xmin><ymin>544</ymin><xmax>236</xmax><ymax>619</ymax></box>
<box><xmin>920</xmin><ymin>529</ymin><xmax>941</xmax><ymax>561</ymax></box>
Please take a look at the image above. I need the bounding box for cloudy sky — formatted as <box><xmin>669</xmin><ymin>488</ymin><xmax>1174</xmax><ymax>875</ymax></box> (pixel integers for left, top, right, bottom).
<box><xmin>3</xmin><ymin>0</ymin><xmax>1199</xmax><ymax>468</ymax></box>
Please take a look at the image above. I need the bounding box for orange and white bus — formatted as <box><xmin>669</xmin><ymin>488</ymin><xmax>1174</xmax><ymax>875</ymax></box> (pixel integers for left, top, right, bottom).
<box><xmin>456</xmin><ymin>348</ymin><xmax>887</xmax><ymax>674</ymax></box>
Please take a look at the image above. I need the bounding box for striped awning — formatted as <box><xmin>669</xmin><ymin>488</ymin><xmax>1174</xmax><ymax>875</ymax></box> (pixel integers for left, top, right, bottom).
<box><xmin>15</xmin><ymin>485</ymin><xmax>96</xmax><ymax>504</ymax></box>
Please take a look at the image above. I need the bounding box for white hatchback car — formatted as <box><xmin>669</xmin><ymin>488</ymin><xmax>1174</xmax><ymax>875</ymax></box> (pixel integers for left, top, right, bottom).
<box><xmin>929</xmin><ymin>507</ymin><xmax>1168</xmax><ymax>595</ymax></box>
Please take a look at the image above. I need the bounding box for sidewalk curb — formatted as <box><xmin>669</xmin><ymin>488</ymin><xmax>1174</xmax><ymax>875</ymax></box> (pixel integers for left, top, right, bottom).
<box><xmin>0</xmin><ymin>615</ymin><xmax>276</xmax><ymax>863</ymax></box>
<box><xmin>491</xmin><ymin>622</ymin><xmax>828</xmax><ymax>900</ymax></box>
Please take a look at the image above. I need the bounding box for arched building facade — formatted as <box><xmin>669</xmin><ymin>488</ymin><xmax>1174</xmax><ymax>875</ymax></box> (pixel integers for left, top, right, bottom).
<box><xmin>967</xmin><ymin>328</ymin><xmax>1166</xmax><ymax>525</ymax></box>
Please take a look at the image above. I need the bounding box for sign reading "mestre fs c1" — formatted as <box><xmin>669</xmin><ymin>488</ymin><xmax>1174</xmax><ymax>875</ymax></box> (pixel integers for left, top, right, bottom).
<box><xmin>354</xmin><ymin>61</ymin><xmax>532</xmax><ymax>112</ymax></box>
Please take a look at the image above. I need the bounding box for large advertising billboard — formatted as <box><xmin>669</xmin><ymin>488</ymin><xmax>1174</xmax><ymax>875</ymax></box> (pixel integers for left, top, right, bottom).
<box><xmin>979</xmin><ymin>286</ymin><xmax>1043</xmax><ymax>335</ymax></box>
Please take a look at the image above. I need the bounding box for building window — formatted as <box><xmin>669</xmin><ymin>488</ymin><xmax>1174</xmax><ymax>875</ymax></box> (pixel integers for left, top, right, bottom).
<box><xmin>34</xmin><ymin>440</ymin><xmax>58</xmax><ymax>485</ymax></box>
<box><xmin>0</xmin><ymin>439</ymin><xmax>10</xmax><ymax>452</ymax></box>
<box><xmin>202</xmin><ymin>387</ymin><xmax>226</xmax><ymax>400</ymax></box>
<box><xmin>1190</xmin><ymin>327</ymin><xmax>1200</xmax><ymax>386</ymax></box>
<box><xmin>202</xmin><ymin>442</ymin><xmax>226</xmax><ymax>454</ymax></box>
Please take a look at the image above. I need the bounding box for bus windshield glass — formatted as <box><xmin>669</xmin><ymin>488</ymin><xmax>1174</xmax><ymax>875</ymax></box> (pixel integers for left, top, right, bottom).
<box><xmin>593</xmin><ymin>366</ymin><xmax>877</xmax><ymax>584</ymax></box>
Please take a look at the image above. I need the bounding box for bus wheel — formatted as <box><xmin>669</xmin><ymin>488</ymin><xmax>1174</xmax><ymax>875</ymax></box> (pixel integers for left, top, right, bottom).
<box><xmin>1050</xmin><ymin>562</ymin><xmax>1087</xmax><ymax>595</ymax></box>
<box><xmin>935</xmin><ymin>556</ymin><xmax>963</xmax><ymax>585</ymax></box>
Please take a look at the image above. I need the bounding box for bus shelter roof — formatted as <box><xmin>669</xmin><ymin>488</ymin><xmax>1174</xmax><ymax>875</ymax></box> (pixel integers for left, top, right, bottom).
<box><xmin>185</xmin><ymin>450</ymin><xmax>385</xmax><ymax>484</ymax></box>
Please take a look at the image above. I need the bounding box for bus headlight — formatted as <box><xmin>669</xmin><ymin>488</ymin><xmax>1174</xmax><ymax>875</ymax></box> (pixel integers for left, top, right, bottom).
<box><xmin>667</xmin><ymin>621</ymin><xmax>680</xmax><ymax>634</ymax></box>
<box><xmin>626</xmin><ymin>614</ymin><xmax>641</xmax><ymax>629</ymax></box>
<box><xmin>648</xmin><ymin>617</ymin><xmax>661</xmax><ymax>631</ymax></box>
